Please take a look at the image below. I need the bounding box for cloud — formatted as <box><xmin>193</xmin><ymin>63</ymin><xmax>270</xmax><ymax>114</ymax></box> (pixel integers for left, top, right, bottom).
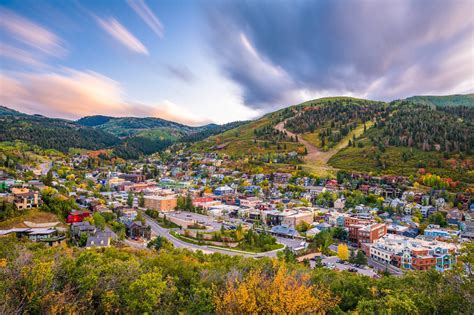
<box><xmin>0</xmin><ymin>8</ymin><xmax>66</xmax><ymax>57</ymax></box>
<box><xmin>0</xmin><ymin>44</ymin><xmax>47</xmax><ymax>68</ymax></box>
<box><xmin>206</xmin><ymin>0</ymin><xmax>474</xmax><ymax>109</ymax></box>
<box><xmin>0</xmin><ymin>70</ymin><xmax>208</xmax><ymax>126</ymax></box>
<box><xmin>96</xmin><ymin>17</ymin><xmax>149</xmax><ymax>55</ymax></box>
<box><xmin>127</xmin><ymin>0</ymin><xmax>164</xmax><ymax>38</ymax></box>
<box><xmin>165</xmin><ymin>64</ymin><xmax>195</xmax><ymax>84</ymax></box>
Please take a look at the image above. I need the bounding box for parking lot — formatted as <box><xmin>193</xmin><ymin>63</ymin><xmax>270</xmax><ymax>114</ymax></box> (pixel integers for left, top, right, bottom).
<box><xmin>310</xmin><ymin>256</ymin><xmax>379</xmax><ymax>278</ymax></box>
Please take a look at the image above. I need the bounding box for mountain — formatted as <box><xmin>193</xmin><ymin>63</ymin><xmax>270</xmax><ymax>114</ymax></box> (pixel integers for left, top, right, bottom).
<box><xmin>194</xmin><ymin>96</ymin><xmax>473</xmax><ymax>183</ymax></box>
<box><xmin>0</xmin><ymin>105</ymin><xmax>25</xmax><ymax>116</ymax></box>
<box><xmin>0</xmin><ymin>110</ymin><xmax>120</xmax><ymax>152</ymax></box>
<box><xmin>0</xmin><ymin>106</ymin><xmax>247</xmax><ymax>158</ymax></box>
<box><xmin>77</xmin><ymin>115</ymin><xmax>200</xmax><ymax>138</ymax></box>
<box><xmin>405</xmin><ymin>94</ymin><xmax>474</xmax><ymax>107</ymax></box>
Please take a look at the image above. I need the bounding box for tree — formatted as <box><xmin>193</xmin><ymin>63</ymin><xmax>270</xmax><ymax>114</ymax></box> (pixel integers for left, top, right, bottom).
<box><xmin>147</xmin><ymin>236</ymin><xmax>173</xmax><ymax>252</ymax></box>
<box><xmin>214</xmin><ymin>266</ymin><xmax>338</xmax><ymax>314</ymax></box>
<box><xmin>355</xmin><ymin>250</ymin><xmax>368</xmax><ymax>265</ymax></box>
<box><xmin>125</xmin><ymin>269</ymin><xmax>167</xmax><ymax>313</ymax></box>
<box><xmin>138</xmin><ymin>192</ymin><xmax>145</xmax><ymax>207</ymax></box>
<box><xmin>92</xmin><ymin>212</ymin><xmax>106</xmax><ymax>231</ymax></box>
<box><xmin>43</xmin><ymin>169</ymin><xmax>53</xmax><ymax>186</ymax></box>
<box><xmin>337</xmin><ymin>244</ymin><xmax>349</xmax><ymax>261</ymax></box>
<box><xmin>127</xmin><ymin>191</ymin><xmax>134</xmax><ymax>207</ymax></box>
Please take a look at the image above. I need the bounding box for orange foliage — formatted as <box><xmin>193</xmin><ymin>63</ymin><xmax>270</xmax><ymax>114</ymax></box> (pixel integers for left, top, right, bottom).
<box><xmin>214</xmin><ymin>265</ymin><xmax>338</xmax><ymax>314</ymax></box>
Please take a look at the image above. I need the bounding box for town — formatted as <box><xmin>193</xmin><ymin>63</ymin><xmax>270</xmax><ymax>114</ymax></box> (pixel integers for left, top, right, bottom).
<box><xmin>1</xmin><ymin>149</ymin><xmax>472</xmax><ymax>278</ymax></box>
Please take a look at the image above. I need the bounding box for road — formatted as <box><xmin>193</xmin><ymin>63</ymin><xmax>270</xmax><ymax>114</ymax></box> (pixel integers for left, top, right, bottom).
<box><xmin>143</xmin><ymin>213</ymin><xmax>284</xmax><ymax>258</ymax></box>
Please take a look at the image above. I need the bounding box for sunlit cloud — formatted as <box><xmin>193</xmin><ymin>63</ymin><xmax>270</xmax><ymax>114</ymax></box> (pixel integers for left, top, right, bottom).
<box><xmin>0</xmin><ymin>44</ymin><xmax>46</xmax><ymax>68</ymax></box>
<box><xmin>0</xmin><ymin>8</ymin><xmax>66</xmax><ymax>57</ymax></box>
<box><xmin>0</xmin><ymin>70</ymin><xmax>209</xmax><ymax>126</ymax></box>
<box><xmin>96</xmin><ymin>17</ymin><xmax>149</xmax><ymax>55</ymax></box>
<box><xmin>127</xmin><ymin>0</ymin><xmax>164</xmax><ymax>38</ymax></box>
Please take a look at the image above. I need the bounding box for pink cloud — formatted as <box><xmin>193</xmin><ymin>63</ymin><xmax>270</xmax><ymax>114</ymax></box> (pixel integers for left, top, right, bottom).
<box><xmin>0</xmin><ymin>8</ymin><xmax>66</xmax><ymax>57</ymax></box>
<box><xmin>96</xmin><ymin>17</ymin><xmax>149</xmax><ymax>55</ymax></box>
<box><xmin>0</xmin><ymin>70</ymin><xmax>209</xmax><ymax>126</ymax></box>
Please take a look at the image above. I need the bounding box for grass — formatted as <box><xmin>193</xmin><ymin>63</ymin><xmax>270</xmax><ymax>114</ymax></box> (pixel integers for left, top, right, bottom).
<box><xmin>170</xmin><ymin>231</ymin><xmax>285</xmax><ymax>253</ymax></box>
<box><xmin>191</xmin><ymin>112</ymin><xmax>303</xmax><ymax>157</ymax></box>
<box><xmin>155</xmin><ymin>217</ymin><xmax>181</xmax><ymax>229</ymax></box>
<box><xmin>0</xmin><ymin>209</ymin><xmax>61</xmax><ymax>229</ymax></box>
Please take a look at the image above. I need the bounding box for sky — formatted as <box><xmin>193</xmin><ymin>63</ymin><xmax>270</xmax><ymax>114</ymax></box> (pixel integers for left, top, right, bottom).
<box><xmin>1</xmin><ymin>0</ymin><xmax>473</xmax><ymax>125</ymax></box>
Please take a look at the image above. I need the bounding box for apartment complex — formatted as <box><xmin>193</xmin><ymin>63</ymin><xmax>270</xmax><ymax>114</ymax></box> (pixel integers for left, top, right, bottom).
<box><xmin>364</xmin><ymin>235</ymin><xmax>457</xmax><ymax>272</ymax></box>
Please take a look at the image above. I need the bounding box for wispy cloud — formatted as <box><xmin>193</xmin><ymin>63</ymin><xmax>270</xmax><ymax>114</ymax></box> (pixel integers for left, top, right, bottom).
<box><xmin>96</xmin><ymin>17</ymin><xmax>149</xmax><ymax>55</ymax></box>
<box><xmin>0</xmin><ymin>8</ymin><xmax>66</xmax><ymax>57</ymax></box>
<box><xmin>0</xmin><ymin>70</ymin><xmax>208</xmax><ymax>125</ymax></box>
<box><xmin>127</xmin><ymin>0</ymin><xmax>164</xmax><ymax>38</ymax></box>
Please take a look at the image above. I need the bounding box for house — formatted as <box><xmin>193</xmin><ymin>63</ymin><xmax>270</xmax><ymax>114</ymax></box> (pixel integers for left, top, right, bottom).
<box><xmin>71</xmin><ymin>221</ymin><xmax>96</xmax><ymax>239</ymax></box>
<box><xmin>143</xmin><ymin>195</ymin><xmax>177</xmax><ymax>212</ymax></box>
<box><xmin>270</xmin><ymin>225</ymin><xmax>298</xmax><ymax>238</ymax></box>
<box><xmin>125</xmin><ymin>221</ymin><xmax>151</xmax><ymax>240</ymax></box>
<box><xmin>11</xmin><ymin>188</ymin><xmax>39</xmax><ymax>210</ymax></box>
<box><xmin>66</xmin><ymin>210</ymin><xmax>90</xmax><ymax>224</ymax></box>
<box><xmin>214</xmin><ymin>185</ymin><xmax>234</xmax><ymax>196</ymax></box>
<box><xmin>334</xmin><ymin>198</ymin><xmax>345</xmax><ymax>210</ymax></box>
<box><xmin>446</xmin><ymin>209</ymin><xmax>463</xmax><ymax>225</ymax></box>
<box><xmin>85</xmin><ymin>229</ymin><xmax>116</xmax><ymax>248</ymax></box>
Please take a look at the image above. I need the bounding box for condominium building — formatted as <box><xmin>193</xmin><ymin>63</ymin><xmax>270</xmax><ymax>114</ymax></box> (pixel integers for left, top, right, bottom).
<box><xmin>364</xmin><ymin>234</ymin><xmax>457</xmax><ymax>272</ymax></box>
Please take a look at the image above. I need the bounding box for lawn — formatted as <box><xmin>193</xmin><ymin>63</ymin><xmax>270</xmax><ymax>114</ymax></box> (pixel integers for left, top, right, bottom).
<box><xmin>0</xmin><ymin>209</ymin><xmax>61</xmax><ymax>229</ymax></box>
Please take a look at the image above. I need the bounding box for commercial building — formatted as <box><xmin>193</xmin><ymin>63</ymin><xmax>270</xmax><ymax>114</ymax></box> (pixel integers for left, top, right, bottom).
<box><xmin>143</xmin><ymin>195</ymin><xmax>177</xmax><ymax>212</ymax></box>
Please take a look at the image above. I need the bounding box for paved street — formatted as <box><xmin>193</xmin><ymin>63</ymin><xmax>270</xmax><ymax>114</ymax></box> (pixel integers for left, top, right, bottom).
<box><xmin>143</xmin><ymin>213</ymin><xmax>282</xmax><ymax>257</ymax></box>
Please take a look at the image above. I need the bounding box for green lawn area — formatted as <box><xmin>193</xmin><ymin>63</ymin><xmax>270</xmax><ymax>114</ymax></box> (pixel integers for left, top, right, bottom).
<box><xmin>170</xmin><ymin>231</ymin><xmax>285</xmax><ymax>253</ymax></box>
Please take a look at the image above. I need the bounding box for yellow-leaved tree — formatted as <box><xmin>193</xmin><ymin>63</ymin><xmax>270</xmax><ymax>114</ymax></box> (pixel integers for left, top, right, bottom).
<box><xmin>337</xmin><ymin>244</ymin><xmax>349</xmax><ymax>261</ymax></box>
<box><xmin>214</xmin><ymin>265</ymin><xmax>338</xmax><ymax>314</ymax></box>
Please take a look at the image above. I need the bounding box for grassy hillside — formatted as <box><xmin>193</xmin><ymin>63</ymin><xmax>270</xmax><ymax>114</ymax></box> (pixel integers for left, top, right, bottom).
<box><xmin>191</xmin><ymin>109</ymin><xmax>303</xmax><ymax>157</ymax></box>
<box><xmin>405</xmin><ymin>94</ymin><xmax>474</xmax><ymax>107</ymax></box>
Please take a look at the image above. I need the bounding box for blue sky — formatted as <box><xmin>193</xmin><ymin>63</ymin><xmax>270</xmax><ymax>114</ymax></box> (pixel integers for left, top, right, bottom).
<box><xmin>1</xmin><ymin>0</ymin><xmax>473</xmax><ymax>125</ymax></box>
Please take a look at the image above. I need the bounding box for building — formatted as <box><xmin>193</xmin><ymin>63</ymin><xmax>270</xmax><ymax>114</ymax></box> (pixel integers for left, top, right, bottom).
<box><xmin>348</xmin><ymin>222</ymin><xmax>387</xmax><ymax>246</ymax></box>
<box><xmin>214</xmin><ymin>185</ymin><xmax>234</xmax><ymax>196</ymax></box>
<box><xmin>365</xmin><ymin>234</ymin><xmax>457</xmax><ymax>272</ymax></box>
<box><xmin>143</xmin><ymin>195</ymin><xmax>177</xmax><ymax>212</ymax></box>
<box><xmin>125</xmin><ymin>221</ymin><xmax>151</xmax><ymax>240</ymax></box>
<box><xmin>66</xmin><ymin>210</ymin><xmax>90</xmax><ymax>224</ymax></box>
<box><xmin>12</xmin><ymin>188</ymin><xmax>39</xmax><ymax>210</ymax></box>
<box><xmin>282</xmin><ymin>211</ymin><xmax>314</xmax><ymax>228</ymax></box>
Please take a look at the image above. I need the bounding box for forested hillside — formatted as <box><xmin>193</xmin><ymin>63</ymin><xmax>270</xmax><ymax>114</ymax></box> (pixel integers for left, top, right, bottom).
<box><xmin>0</xmin><ymin>115</ymin><xmax>120</xmax><ymax>152</ymax></box>
<box><xmin>406</xmin><ymin>94</ymin><xmax>474</xmax><ymax>107</ymax></box>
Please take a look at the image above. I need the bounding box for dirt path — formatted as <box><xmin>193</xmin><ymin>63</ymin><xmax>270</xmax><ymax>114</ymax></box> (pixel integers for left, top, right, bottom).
<box><xmin>274</xmin><ymin>116</ymin><xmax>372</xmax><ymax>176</ymax></box>
<box><xmin>275</xmin><ymin>119</ymin><xmax>337</xmax><ymax>175</ymax></box>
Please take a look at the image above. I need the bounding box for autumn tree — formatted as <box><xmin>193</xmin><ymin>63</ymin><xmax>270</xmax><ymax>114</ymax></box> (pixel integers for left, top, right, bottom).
<box><xmin>337</xmin><ymin>244</ymin><xmax>349</xmax><ymax>261</ymax></box>
<box><xmin>215</xmin><ymin>265</ymin><xmax>338</xmax><ymax>314</ymax></box>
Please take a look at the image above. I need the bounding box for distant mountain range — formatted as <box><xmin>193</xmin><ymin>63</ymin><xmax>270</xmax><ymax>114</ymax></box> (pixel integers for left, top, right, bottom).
<box><xmin>0</xmin><ymin>106</ymin><xmax>246</xmax><ymax>158</ymax></box>
<box><xmin>0</xmin><ymin>93</ymin><xmax>472</xmax><ymax>160</ymax></box>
